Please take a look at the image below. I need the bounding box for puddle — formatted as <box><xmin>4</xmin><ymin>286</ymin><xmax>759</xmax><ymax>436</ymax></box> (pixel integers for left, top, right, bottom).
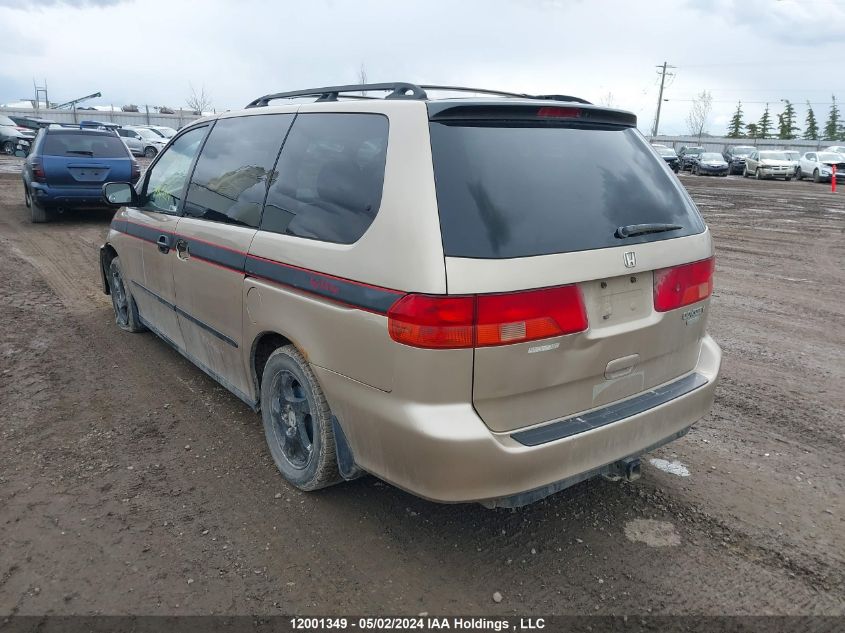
<box><xmin>649</xmin><ymin>458</ymin><xmax>690</xmax><ymax>477</ymax></box>
<box><xmin>624</xmin><ymin>519</ymin><xmax>681</xmax><ymax>547</ymax></box>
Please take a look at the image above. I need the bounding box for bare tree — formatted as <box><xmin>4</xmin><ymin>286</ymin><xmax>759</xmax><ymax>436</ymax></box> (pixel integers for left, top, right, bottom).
<box><xmin>358</xmin><ymin>63</ymin><xmax>368</xmax><ymax>95</ymax></box>
<box><xmin>599</xmin><ymin>92</ymin><xmax>614</xmax><ymax>107</ymax></box>
<box><xmin>686</xmin><ymin>90</ymin><xmax>713</xmax><ymax>142</ymax></box>
<box><xmin>186</xmin><ymin>84</ymin><xmax>213</xmax><ymax>115</ymax></box>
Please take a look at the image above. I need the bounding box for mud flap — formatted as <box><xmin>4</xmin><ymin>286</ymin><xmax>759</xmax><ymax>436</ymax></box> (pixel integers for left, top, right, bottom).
<box><xmin>99</xmin><ymin>246</ymin><xmax>111</xmax><ymax>295</ymax></box>
<box><xmin>332</xmin><ymin>415</ymin><xmax>364</xmax><ymax>480</ymax></box>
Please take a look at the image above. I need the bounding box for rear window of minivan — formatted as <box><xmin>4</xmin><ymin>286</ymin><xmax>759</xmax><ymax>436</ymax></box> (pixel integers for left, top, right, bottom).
<box><xmin>43</xmin><ymin>131</ymin><xmax>129</xmax><ymax>158</ymax></box>
<box><xmin>429</xmin><ymin>122</ymin><xmax>704</xmax><ymax>259</ymax></box>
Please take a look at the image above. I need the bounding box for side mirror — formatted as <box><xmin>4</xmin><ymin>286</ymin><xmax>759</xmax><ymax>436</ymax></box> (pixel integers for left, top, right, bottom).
<box><xmin>102</xmin><ymin>182</ymin><xmax>137</xmax><ymax>207</ymax></box>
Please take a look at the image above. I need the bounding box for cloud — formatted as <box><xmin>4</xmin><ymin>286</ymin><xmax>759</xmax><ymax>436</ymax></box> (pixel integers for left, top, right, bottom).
<box><xmin>689</xmin><ymin>0</ymin><xmax>845</xmax><ymax>46</ymax></box>
<box><xmin>0</xmin><ymin>0</ymin><xmax>127</xmax><ymax>8</ymax></box>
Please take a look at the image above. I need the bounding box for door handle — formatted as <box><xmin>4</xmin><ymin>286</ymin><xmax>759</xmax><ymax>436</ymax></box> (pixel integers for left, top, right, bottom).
<box><xmin>157</xmin><ymin>234</ymin><xmax>171</xmax><ymax>254</ymax></box>
<box><xmin>175</xmin><ymin>239</ymin><xmax>190</xmax><ymax>261</ymax></box>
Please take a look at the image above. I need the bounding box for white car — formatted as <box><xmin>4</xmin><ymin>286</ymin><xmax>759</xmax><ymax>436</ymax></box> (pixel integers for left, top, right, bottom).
<box><xmin>797</xmin><ymin>151</ymin><xmax>845</xmax><ymax>183</ymax></box>
<box><xmin>123</xmin><ymin>126</ymin><xmax>168</xmax><ymax>157</ymax></box>
<box><xmin>824</xmin><ymin>145</ymin><xmax>845</xmax><ymax>154</ymax></box>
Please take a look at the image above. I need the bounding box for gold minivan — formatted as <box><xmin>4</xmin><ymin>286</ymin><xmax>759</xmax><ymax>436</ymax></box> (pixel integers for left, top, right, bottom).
<box><xmin>99</xmin><ymin>83</ymin><xmax>721</xmax><ymax>507</ymax></box>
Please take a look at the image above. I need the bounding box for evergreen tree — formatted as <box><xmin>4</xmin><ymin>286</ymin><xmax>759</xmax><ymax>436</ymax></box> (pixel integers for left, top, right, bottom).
<box><xmin>804</xmin><ymin>102</ymin><xmax>819</xmax><ymax>140</ymax></box>
<box><xmin>824</xmin><ymin>95</ymin><xmax>840</xmax><ymax>140</ymax></box>
<box><xmin>745</xmin><ymin>122</ymin><xmax>759</xmax><ymax>139</ymax></box>
<box><xmin>727</xmin><ymin>102</ymin><xmax>744</xmax><ymax>138</ymax></box>
<box><xmin>757</xmin><ymin>104</ymin><xmax>772</xmax><ymax>139</ymax></box>
<box><xmin>777</xmin><ymin>100</ymin><xmax>799</xmax><ymax>139</ymax></box>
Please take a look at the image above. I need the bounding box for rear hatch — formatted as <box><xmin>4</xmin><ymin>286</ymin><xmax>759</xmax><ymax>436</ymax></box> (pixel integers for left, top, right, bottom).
<box><xmin>427</xmin><ymin>102</ymin><xmax>713</xmax><ymax>433</ymax></box>
<box><xmin>41</xmin><ymin>130</ymin><xmax>131</xmax><ymax>187</ymax></box>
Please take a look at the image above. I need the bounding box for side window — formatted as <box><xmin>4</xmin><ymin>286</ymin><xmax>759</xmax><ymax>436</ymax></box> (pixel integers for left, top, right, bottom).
<box><xmin>183</xmin><ymin>114</ymin><xmax>294</xmax><ymax>228</ymax></box>
<box><xmin>261</xmin><ymin>113</ymin><xmax>389</xmax><ymax>244</ymax></box>
<box><xmin>807</xmin><ymin>153</ymin><xmax>815</xmax><ymax>161</ymax></box>
<box><xmin>141</xmin><ymin>125</ymin><xmax>207</xmax><ymax>214</ymax></box>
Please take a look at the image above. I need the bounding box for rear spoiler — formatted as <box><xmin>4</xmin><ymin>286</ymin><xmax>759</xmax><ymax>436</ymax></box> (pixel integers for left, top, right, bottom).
<box><xmin>427</xmin><ymin>103</ymin><xmax>637</xmax><ymax>128</ymax></box>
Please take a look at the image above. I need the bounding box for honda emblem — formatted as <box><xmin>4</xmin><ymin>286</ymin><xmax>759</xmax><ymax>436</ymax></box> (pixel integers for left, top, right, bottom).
<box><xmin>624</xmin><ymin>252</ymin><xmax>636</xmax><ymax>268</ymax></box>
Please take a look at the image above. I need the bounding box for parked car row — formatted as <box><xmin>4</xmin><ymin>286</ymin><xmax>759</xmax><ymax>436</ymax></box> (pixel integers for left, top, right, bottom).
<box><xmin>0</xmin><ymin>114</ymin><xmax>37</xmax><ymax>155</ymax></box>
<box><xmin>654</xmin><ymin>143</ymin><xmax>845</xmax><ymax>184</ymax></box>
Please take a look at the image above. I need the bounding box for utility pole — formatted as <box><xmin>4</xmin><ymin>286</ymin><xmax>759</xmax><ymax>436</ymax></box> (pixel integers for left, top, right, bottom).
<box><xmin>651</xmin><ymin>62</ymin><xmax>675</xmax><ymax>138</ymax></box>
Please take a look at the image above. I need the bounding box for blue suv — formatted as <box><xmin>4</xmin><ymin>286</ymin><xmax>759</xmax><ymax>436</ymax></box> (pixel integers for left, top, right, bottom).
<box><xmin>22</xmin><ymin>126</ymin><xmax>140</xmax><ymax>223</ymax></box>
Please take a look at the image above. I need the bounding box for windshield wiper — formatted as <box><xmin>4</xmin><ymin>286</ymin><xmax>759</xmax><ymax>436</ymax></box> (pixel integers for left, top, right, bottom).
<box><xmin>66</xmin><ymin>150</ymin><xmax>94</xmax><ymax>156</ymax></box>
<box><xmin>615</xmin><ymin>223</ymin><xmax>684</xmax><ymax>239</ymax></box>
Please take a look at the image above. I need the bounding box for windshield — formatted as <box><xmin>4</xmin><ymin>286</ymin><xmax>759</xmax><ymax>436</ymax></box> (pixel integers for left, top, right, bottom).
<box><xmin>429</xmin><ymin>122</ymin><xmax>704</xmax><ymax>258</ymax></box>
<box><xmin>686</xmin><ymin>148</ymin><xmax>703</xmax><ymax>154</ymax></box>
<box><xmin>134</xmin><ymin>128</ymin><xmax>161</xmax><ymax>140</ymax></box>
<box><xmin>656</xmin><ymin>147</ymin><xmax>677</xmax><ymax>157</ymax></box>
<box><xmin>153</xmin><ymin>127</ymin><xmax>176</xmax><ymax>138</ymax></box>
<box><xmin>43</xmin><ymin>132</ymin><xmax>129</xmax><ymax>158</ymax></box>
<box><xmin>784</xmin><ymin>152</ymin><xmax>800</xmax><ymax>160</ymax></box>
<box><xmin>0</xmin><ymin>115</ymin><xmax>16</xmax><ymax>127</ymax></box>
<box><xmin>759</xmin><ymin>152</ymin><xmax>787</xmax><ymax>161</ymax></box>
<box><xmin>701</xmin><ymin>153</ymin><xmax>723</xmax><ymax>160</ymax></box>
<box><xmin>818</xmin><ymin>152</ymin><xmax>843</xmax><ymax>162</ymax></box>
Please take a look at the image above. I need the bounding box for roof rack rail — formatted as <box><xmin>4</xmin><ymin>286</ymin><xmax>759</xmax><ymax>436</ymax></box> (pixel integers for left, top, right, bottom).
<box><xmin>246</xmin><ymin>83</ymin><xmax>427</xmax><ymax>108</ymax></box>
<box><xmin>245</xmin><ymin>82</ymin><xmax>592</xmax><ymax>108</ymax></box>
<box><xmin>419</xmin><ymin>85</ymin><xmax>591</xmax><ymax>104</ymax></box>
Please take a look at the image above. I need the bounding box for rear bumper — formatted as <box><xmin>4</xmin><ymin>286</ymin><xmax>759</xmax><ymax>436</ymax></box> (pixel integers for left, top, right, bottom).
<box><xmin>30</xmin><ymin>183</ymin><xmax>108</xmax><ymax>207</ymax></box>
<box><xmin>315</xmin><ymin>335</ymin><xmax>722</xmax><ymax>504</ymax></box>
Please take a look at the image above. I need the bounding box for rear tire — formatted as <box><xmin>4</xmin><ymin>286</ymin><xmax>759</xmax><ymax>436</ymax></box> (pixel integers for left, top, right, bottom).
<box><xmin>260</xmin><ymin>345</ymin><xmax>341</xmax><ymax>491</ymax></box>
<box><xmin>29</xmin><ymin>192</ymin><xmax>51</xmax><ymax>223</ymax></box>
<box><xmin>107</xmin><ymin>257</ymin><xmax>145</xmax><ymax>332</ymax></box>
<box><xmin>23</xmin><ymin>184</ymin><xmax>31</xmax><ymax>208</ymax></box>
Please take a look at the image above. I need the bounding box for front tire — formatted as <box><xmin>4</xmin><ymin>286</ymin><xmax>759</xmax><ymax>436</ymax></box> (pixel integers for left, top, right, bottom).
<box><xmin>2</xmin><ymin>140</ymin><xmax>14</xmax><ymax>155</ymax></box>
<box><xmin>260</xmin><ymin>345</ymin><xmax>341</xmax><ymax>491</ymax></box>
<box><xmin>743</xmin><ymin>166</ymin><xmax>749</xmax><ymax>178</ymax></box>
<box><xmin>756</xmin><ymin>168</ymin><xmax>763</xmax><ymax>180</ymax></box>
<box><xmin>813</xmin><ymin>169</ymin><xmax>820</xmax><ymax>183</ymax></box>
<box><xmin>143</xmin><ymin>146</ymin><xmax>157</xmax><ymax>158</ymax></box>
<box><xmin>796</xmin><ymin>168</ymin><xmax>803</xmax><ymax>180</ymax></box>
<box><xmin>107</xmin><ymin>257</ymin><xmax>145</xmax><ymax>332</ymax></box>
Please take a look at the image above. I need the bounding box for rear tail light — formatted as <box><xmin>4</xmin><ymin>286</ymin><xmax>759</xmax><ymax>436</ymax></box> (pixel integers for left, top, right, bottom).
<box><xmin>388</xmin><ymin>285</ymin><xmax>588</xmax><ymax>349</ymax></box>
<box><xmin>653</xmin><ymin>257</ymin><xmax>715</xmax><ymax>312</ymax></box>
<box><xmin>31</xmin><ymin>160</ymin><xmax>46</xmax><ymax>183</ymax></box>
<box><xmin>131</xmin><ymin>160</ymin><xmax>141</xmax><ymax>183</ymax></box>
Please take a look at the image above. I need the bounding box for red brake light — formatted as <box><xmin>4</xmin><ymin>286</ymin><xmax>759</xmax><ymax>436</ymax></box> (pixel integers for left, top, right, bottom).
<box><xmin>388</xmin><ymin>294</ymin><xmax>475</xmax><ymax>349</ymax></box>
<box><xmin>387</xmin><ymin>285</ymin><xmax>588</xmax><ymax>349</ymax></box>
<box><xmin>537</xmin><ymin>106</ymin><xmax>581</xmax><ymax>118</ymax></box>
<box><xmin>476</xmin><ymin>285</ymin><xmax>587</xmax><ymax>346</ymax></box>
<box><xmin>31</xmin><ymin>160</ymin><xmax>46</xmax><ymax>183</ymax></box>
<box><xmin>653</xmin><ymin>257</ymin><xmax>715</xmax><ymax>312</ymax></box>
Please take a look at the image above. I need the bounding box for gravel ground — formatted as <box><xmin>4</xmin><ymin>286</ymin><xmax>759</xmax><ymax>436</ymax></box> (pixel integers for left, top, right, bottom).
<box><xmin>0</xmin><ymin>170</ymin><xmax>843</xmax><ymax>616</ymax></box>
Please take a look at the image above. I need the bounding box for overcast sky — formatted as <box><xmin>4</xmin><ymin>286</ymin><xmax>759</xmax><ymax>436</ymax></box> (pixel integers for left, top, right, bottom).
<box><xmin>0</xmin><ymin>0</ymin><xmax>842</xmax><ymax>136</ymax></box>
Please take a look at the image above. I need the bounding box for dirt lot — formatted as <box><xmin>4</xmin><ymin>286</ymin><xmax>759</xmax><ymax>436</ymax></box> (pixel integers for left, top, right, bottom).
<box><xmin>0</xmin><ymin>165</ymin><xmax>843</xmax><ymax>616</ymax></box>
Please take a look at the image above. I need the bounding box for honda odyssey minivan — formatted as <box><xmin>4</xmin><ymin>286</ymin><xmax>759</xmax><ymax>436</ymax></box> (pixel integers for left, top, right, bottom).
<box><xmin>99</xmin><ymin>82</ymin><xmax>721</xmax><ymax>507</ymax></box>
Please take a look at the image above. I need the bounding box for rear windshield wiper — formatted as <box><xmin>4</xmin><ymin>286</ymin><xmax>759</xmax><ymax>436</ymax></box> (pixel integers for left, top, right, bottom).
<box><xmin>615</xmin><ymin>223</ymin><xmax>684</xmax><ymax>239</ymax></box>
<box><xmin>65</xmin><ymin>150</ymin><xmax>94</xmax><ymax>156</ymax></box>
